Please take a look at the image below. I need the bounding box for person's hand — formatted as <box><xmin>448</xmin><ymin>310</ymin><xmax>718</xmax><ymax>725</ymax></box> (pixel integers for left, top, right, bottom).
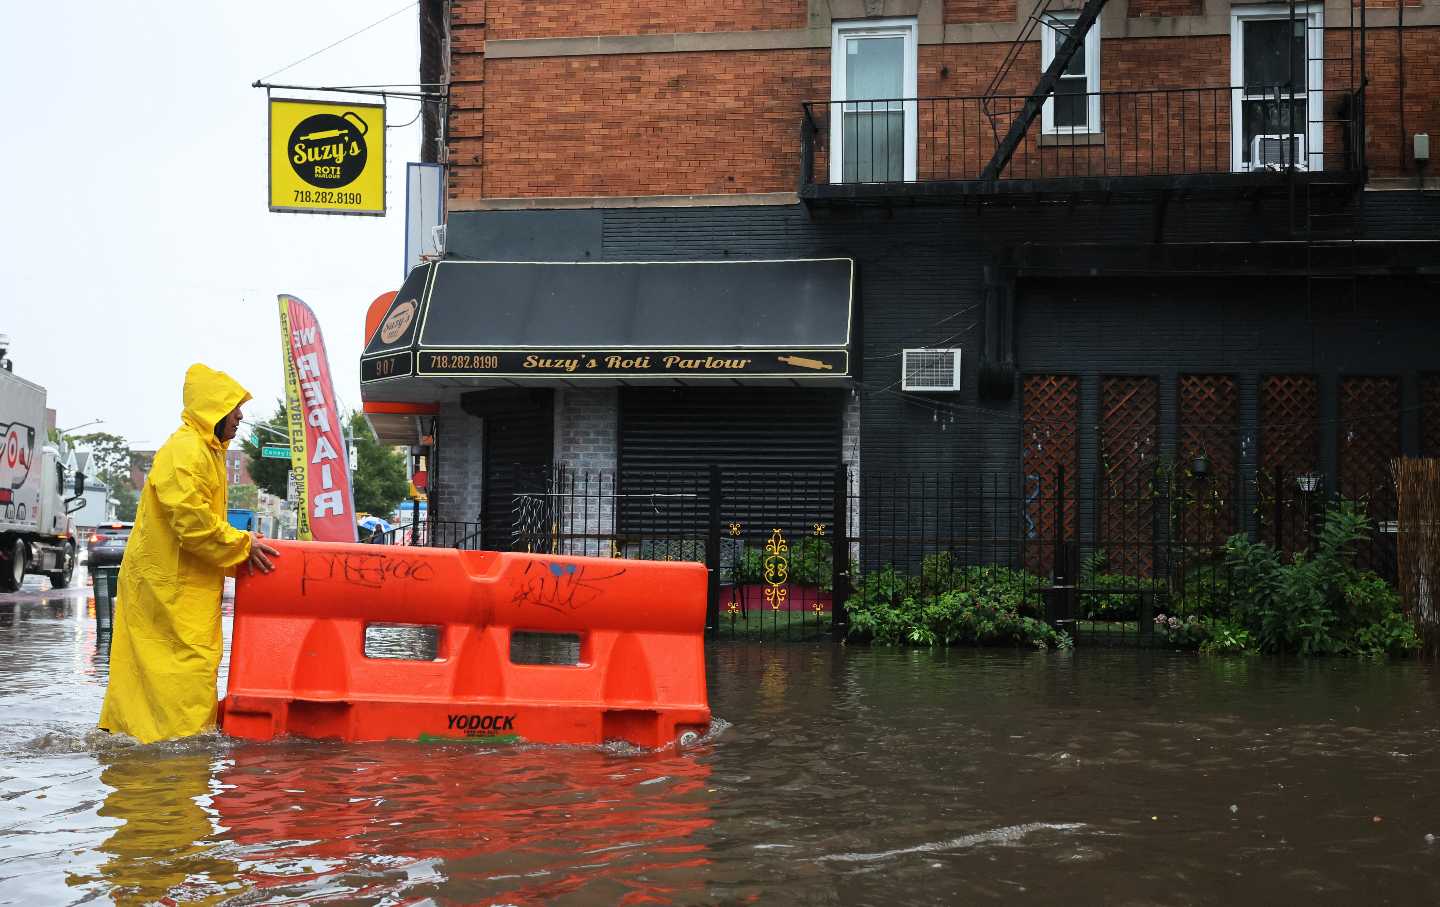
<box><xmin>247</xmin><ymin>533</ymin><xmax>280</xmax><ymax>574</ymax></box>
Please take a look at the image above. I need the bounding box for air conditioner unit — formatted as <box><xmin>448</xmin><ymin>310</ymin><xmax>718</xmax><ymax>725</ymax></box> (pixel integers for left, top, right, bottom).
<box><xmin>902</xmin><ymin>348</ymin><xmax>963</xmax><ymax>392</ymax></box>
<box><xmin>1251</xmin><ymin>133</ymin><xmax>1307</xmax><ymax>171</ymax></box>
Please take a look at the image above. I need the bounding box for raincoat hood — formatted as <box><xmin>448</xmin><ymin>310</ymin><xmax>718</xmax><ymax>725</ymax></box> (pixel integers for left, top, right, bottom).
<box><xmin>181</xmin><ymin>363</ymin><xmax>252</xmax><ymax>442</ymax></box>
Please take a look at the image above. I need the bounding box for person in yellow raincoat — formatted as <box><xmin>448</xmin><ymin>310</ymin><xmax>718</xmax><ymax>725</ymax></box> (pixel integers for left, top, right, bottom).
<box><xmin>99</xmin><ymin>364</ymin><xmax>279</xmax><ymax>743</ymax></box>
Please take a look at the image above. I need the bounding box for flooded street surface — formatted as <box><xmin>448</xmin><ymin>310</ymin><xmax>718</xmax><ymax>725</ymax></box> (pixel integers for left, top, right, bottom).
<box><xmin>3</xmin><ymin>577</ymin><xmax>1440</xmax><ymax>904</ymax></box>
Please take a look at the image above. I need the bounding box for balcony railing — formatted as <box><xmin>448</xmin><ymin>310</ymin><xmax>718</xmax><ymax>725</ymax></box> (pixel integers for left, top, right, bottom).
<box><xmin>801</xmin><ymin>86</ymin><xmax>1364</xmax><ymax>194</ymax></box>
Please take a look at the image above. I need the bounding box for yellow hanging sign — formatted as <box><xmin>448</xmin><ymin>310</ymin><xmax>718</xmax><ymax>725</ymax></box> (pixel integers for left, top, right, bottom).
<box><xmin>268</xmin><ymin>97</ymin><xmax>385</xmax><ymax>215</ymax></box>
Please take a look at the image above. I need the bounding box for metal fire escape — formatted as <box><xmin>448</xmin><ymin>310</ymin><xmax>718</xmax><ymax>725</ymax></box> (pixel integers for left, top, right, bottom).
<box><xmin>1299</xmin><ymin>0</ymin><xmax>1369</xmax><ymax>309</ymax></box>
<box><xmin>979</xmin><ymin>0</ymin><xmax>1110</xmax><ymax>181</ymax></box>
<box><xmin>977</xmin><ymin>0</ymin><xmax>1370</xmax><ymax>309</ymax></box>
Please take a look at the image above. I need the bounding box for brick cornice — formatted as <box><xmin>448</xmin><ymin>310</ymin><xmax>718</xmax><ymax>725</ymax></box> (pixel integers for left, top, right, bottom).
<box><xmin>480</xmin><ymin>0</ymin><xmax>1440</xmax><ymax>59</ymax></box>
<box><xmin>449</xmin><ymin>193</ymin><xmax>801</xmax><ymax>211</ymax></box>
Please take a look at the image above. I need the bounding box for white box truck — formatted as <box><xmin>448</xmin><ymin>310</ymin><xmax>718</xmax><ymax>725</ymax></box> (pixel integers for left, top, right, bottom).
<box><xmin>0</xmin><ymin>335</ymin><xmax>84</xmax><ymax>591</ymax></box>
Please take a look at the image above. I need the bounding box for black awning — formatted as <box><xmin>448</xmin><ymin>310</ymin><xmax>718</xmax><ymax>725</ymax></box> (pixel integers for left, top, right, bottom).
<box><xmin>360</xmin><ymin>258</ymin><xmax>854</xmax><ymax>393</ymax></box>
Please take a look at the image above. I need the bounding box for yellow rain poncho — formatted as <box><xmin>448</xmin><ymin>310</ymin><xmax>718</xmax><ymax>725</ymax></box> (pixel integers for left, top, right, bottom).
<box><xmin>99</xmin><ymin>364</ymin><xmax>253</xmax><ymax>743</ymax></box>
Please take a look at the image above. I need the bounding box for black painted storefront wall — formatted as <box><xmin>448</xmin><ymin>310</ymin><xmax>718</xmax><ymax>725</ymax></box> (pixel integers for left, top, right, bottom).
<box><xmin>447</xmin><ymin>193</ymin><xmax>1440</xmax><ymax>482</ymax></box>
<box><xmin>1017</xmin><ymin>276</ymin><xmax>1437</xmax><ymax>508</ymax></box>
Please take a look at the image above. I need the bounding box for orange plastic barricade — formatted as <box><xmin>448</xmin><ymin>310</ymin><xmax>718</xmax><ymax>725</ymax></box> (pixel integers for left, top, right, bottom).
<box><xmin>219</xmin><ymin>540</ymin><xmax>711</xmax><ymax>748</ymax></box>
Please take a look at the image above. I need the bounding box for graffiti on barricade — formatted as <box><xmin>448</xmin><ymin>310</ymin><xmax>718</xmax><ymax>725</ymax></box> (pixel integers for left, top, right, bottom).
<box><xmin>300</xmin><ymin>550</ymin><xmax>436</xmax><ymax>593</ymax></box>
<box><xmin>511</xmin><ymin>560</ymin><xmax>626</xmax><ymax>614</ymax></box>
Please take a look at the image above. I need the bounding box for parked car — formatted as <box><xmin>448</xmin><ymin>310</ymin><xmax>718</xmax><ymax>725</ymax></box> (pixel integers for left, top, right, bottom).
<box><xmin>87</xmin><ymin>522</ymin><xmax>133</xmax><ymax>569</ymax></box>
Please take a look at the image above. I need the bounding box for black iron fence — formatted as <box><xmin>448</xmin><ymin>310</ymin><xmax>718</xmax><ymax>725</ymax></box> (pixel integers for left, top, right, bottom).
<box><xmin>374</xmin><ymin>465</ymin><xmax>1397</xmax><ymax>645</ymax></box>
<box><xmin>800</xmin><ymin>86</ymin><xmax>1364</xmax><ymax>187</ymax></box>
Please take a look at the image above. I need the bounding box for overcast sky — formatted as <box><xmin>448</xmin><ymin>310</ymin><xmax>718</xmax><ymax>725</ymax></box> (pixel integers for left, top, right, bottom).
<box><xmin>0</xmin><ymin>1</ymin><xmax>423</xmax><ymax>448</ymax></box>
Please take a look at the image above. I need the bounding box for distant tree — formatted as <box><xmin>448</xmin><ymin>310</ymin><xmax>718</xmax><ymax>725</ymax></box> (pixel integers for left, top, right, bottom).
<box><xmin>240</xmin><ymin>405</ymin><xmax>407</xmax><ymax>518</ymax></box>
<box><xmin>112</xmin><ymin>483</ymin><xmax>139</xmax><ymax>521</ymax></box>
<box><xmin>73</xmin><ymin>431</ymin><xmax>139</xmax><ymax>521</ymax></box>
<box><xmin>73</xmin><ymin>432</ymin><xmax>131</xmax><ymax>483</ymax></box>
<box><xmin>228</xmin><ymin>483</ymin><xmax>259</xmax><ymax>510</ymax></box>
<box><xmin>241</xmin><ymin>400</ymin><xmax>292</xmax><ymax>499</ymax></box>
<box><xmin>350</xmin><ymin>412</ymin><xmax>408</xmax><ymax>518</ymax></box>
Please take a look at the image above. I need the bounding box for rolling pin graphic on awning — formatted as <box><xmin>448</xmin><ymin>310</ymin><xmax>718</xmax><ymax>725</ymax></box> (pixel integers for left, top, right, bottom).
<box><xmin>777</xmin><ymin>355</ymin><xmax>833</xmax><ymax>371</ymax></box>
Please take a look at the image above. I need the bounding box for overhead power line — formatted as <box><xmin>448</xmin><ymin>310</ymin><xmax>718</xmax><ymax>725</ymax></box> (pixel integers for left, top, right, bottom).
<box><xmin>257</xmin><ymin>1</ymin><xmax>418</xmax><ymax>83</ymax></box>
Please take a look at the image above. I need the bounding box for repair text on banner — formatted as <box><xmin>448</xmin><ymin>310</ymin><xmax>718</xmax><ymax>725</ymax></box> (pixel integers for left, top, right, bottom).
<box><xmin>278</xmin><ymin>295</ymin><xmax>358</xmax><ymax>542</ymax></box>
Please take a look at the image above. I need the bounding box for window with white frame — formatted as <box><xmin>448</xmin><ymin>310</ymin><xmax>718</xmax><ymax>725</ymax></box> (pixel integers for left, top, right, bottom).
<box><xmin>1041</xmin><ymin>13</ymin><xmax>1100</xmax><ymax>134</ymax></box>
<box><xmin>830</xmin><ymin>18</ymin><xmax>917</xmax><ymax>183</ymax></box>
<box><xmin>1231</xmin><ymin>5</ymin><xmax>1323</xmax><ymax>171</ymax></box>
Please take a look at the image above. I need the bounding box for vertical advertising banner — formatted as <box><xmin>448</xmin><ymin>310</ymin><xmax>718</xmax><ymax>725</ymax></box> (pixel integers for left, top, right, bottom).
<box><xmin>278</xmin><ymin>295</ymin><xmax>358</xmax><ymax>542</ymax></box>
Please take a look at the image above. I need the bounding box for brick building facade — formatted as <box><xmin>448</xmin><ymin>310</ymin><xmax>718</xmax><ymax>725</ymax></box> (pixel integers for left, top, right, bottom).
<box><xmin>363</xmin><ymin>0</ymin><xmax>1440</xmax><ymax>557</ymax></box>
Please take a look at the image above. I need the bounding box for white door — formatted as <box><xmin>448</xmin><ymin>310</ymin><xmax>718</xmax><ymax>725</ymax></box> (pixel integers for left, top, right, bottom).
<box><xmin>830</xmin><ymin>20</ymin><xmax>917</xmax><ymax>184</ymax></box>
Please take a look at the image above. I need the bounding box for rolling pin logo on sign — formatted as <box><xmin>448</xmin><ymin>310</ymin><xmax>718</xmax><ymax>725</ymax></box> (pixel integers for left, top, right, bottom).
<box><xmin>288</xmin><ymin>111</ymin><xmax>369</xmax><ymax>188</ymax></box>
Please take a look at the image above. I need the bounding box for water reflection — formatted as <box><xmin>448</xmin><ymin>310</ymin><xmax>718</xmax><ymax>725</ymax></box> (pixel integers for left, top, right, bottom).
<box><xmin>72</xmin><ymin>750</ymin><xmax>237</xmax><ymax>904</ymax></box>
<box><xmin>6</xmin><ymin>608</ymin><xmax>1440</xmax><ymax>904</ymax></box>
<box><xmin>210</xmin><ymin>741</ymin><xmax>713</xmax><ymax>903</ymax></box>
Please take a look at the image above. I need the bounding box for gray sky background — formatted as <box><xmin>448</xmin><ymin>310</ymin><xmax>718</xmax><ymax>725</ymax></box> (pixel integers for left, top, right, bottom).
<box><xmin>1</xmin><ymin>1</ymin><xmax>423</xmax><ymax>449</ymax></box>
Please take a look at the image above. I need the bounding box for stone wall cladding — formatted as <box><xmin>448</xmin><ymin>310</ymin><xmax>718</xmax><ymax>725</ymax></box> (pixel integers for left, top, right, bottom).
<box><xmin>553</xmin><ymin>388</ymin><xmax>619</xmax><ymax>557</ymax></box>
<box><xmin>842</xmin><ymin>390</ymin><xmax>862</xmax><ymax>543</ymax></box>
<box><xmin>436</xmin><ymin>402</ymin><xmax>484</xmax><ymax>524</ymax></box>
<box><xmin>554</xmin><ymin>388</ymin><xmax>619</xmax><ymax>473</ymax></box>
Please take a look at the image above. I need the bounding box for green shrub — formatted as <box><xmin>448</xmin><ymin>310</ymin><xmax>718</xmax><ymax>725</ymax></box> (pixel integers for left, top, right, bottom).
<box><xmin>1351</xmin><ymin>609</ymin><xmax>1422</xmax><ymax>658</ymax></box>
<box><xmin>1078</xmin><ymin>550</ymin><xmax>1141</xmax><ymax>620</ymax></box>
<box><xmin>1151</xmin><ymin>612</ymin><xmax>1207</xmax><ymax>648</ymax></box>
<box><xmin>843</xmin><ymin>566</ymin><xmax>917</xmax><ymax>643</ymax></box>
<box><xmin>1219</xmin><ymin>500</ymin><xmax>1417</xmax><ymax>658</ymax></box>
<box><xmin>845</xmin><ymin>564</ymin><xmax>1069</xmax><ymax>650</ymax></box>
<box><xmin>1197</xmin><ymin>618</ymin><xmax>1253</xmax><ymax>655</ymax></box>
<box><xmin>919</xmin><ymin>553</ymin><xmax>1045</xmax><ymax>618</ymax></box>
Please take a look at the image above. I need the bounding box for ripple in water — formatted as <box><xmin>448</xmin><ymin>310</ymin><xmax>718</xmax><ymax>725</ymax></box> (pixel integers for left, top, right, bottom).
<box><xmin>817</xmin><ymin>822</ymin><xmax>1090</xmax><ymax>862</ymax></box>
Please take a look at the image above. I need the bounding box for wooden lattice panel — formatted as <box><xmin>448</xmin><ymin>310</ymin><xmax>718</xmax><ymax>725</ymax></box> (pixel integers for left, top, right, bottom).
<box><xmin>1259</xmin><ymin>375</ymin><xmax>1320</xmax><ymax>554</ymax></box>
<box><xmin>1178</xmin><ymin>375</ymin><xmax>1238</xmax><ymax>545</ymax></box>
<box><xmin>1423</xmin><ymin>374</ymin><xmax>1440</xmax><ymax>459</ymax></box>
<box><xmin>1340</xmin><ymin>376</ymin><xmax>1400</xmax><ymax>509</ymax></box>
<box><xmin>1260</xmin><ymin>376</ymin><xmax>1321</xmax><ymax>478</ymax></box>
<box><xmin>1100</xmin><ymin>377</ymin><xmax>1159</xmax><ymax>576</ymax></box>
<box><xmin>1179</xmin><ymin>375</ymin><xmax>1238</xmax><ymax>473</ymax></box>
<box><xmin>1022</xmin><ymin>375</ymin><xmax>1079</xmax><ymax>574</ymax></box>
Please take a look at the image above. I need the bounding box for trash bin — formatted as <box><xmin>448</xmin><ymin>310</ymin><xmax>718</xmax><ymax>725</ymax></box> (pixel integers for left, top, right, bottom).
<box><xmin>93</xmin><ymin>566</ymin><xmax>119</xmax><ymax>632</ymax></box>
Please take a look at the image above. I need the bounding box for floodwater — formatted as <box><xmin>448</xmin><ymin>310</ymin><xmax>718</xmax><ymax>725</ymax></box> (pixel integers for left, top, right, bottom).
<box><xmin>3</xmin><ymin>574</ymin><xmax>1440</xmax><ymax>905</ymax></box>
